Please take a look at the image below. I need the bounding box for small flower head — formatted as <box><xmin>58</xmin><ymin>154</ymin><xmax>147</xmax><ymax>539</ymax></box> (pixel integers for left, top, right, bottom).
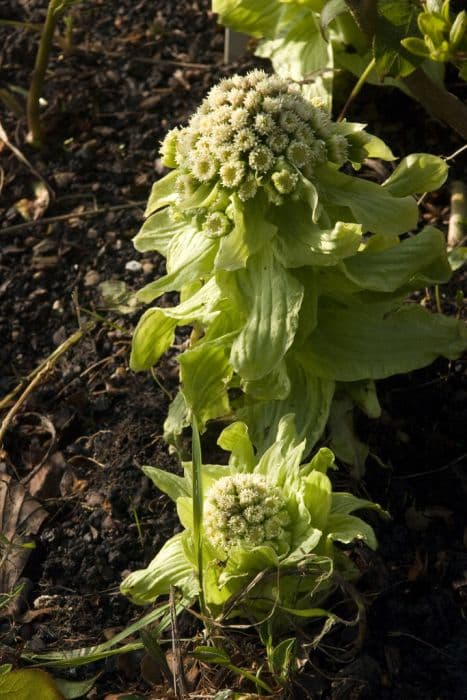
<box><xmin>217</xmin><ymin>144</ymin><xmax>236</xmax><ymax>162</ymax></box>
<box><xmin>227</xmin><ymin>88</ymin><xmax>245</xmax><ymax>107</ymax></box>
<box><xmin>272</xmin><ymin>168</ymin><xmax>299</xmax><ymax>195</ymax></box>
<box><xmin>308</xmin><ymin>106</ymin><xmax>331</xmax><ymax>137</ymax></box>
<box><xmin>211</xmin><ymin>123</ymin><xmax>234</xmax><ymax>146</ymax></box>
<box><xmin>238</xmin><ymin>174</ymin><xmax>258</xmax><ymax>201</ymax></box>
<box><xmin>287</xmin><ymin>140</ymin><xmax>311</xmax><ymax>168</ymax></box>
<box><xmin>249</xmin><ymin>144</ymin><xmax>274</xmax><ymax>173</ymax></box>
<box><xmin>176</xmin><ymin>173</ymin><xmax>197</xmax><ymax>198</ymax></box>
<box><xmin>220</xmin><ymin>160</ymin><xmax>245</xmax><ymax>188</ymax></box>
<box><xmin>204</xmin><ymin>211</ymin><xmax>232</xmax><ymax>239</ymax></box>
<box><xmin>309</xmin><ymin>139</ymin><xmax>327</xmax><ymax>163</ymax></box>
<box><xmin>244</xmin><ymin>90</ymin><xmax>263</xmax><ymax>111</ymax></box>
<box><xmin>254</xmin><ymin>112</ymin><xmax>276</xmax><ymax>135</ymax></box>
<box><xmin>230</xmin><ymin>107</ymin><xmax>249</xmax><ymax>130</ymax></box>
<box><xmin>269</xmin><ymin>129</ymin><xmax>289</xmax><ymax>154</ymax></box>
<box><xmin>204</xmin><ymin>473</ymin><xmax>291</xmax><ymax>552</ymax></box>
<box><xmin>191</xmin><ymin>153</ymin><xmax>218</xmax><ymax>182</ymax></box>
<box><xmin>160</xmin><ymin>128</ymin><xmax>179</xmax><ymax>167</ymax></box>
<box><xmin>279</xmin><ymin>110</ymin><xmax>300</xmax><ymax>133</ymax></box>
<box><xmin>325</xmin><ymin>133</ymin><xmax>349</xmax><ymax>166</ymax></box>
<box><xmin>234</xmin><ymin>128</ymin><xmax>256</xmax><ymax>153</ymax></box>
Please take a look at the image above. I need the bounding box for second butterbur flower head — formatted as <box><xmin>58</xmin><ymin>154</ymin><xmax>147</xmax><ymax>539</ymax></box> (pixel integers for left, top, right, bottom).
<box><xmin>160</xmin><ymin>70</ymin><xmax>350</xmax><ymax>203</ymax></box>
<box><xmin>204</xmin><ymin>473</ymin><xmax>291</xmax><ymax>553</ymax></box>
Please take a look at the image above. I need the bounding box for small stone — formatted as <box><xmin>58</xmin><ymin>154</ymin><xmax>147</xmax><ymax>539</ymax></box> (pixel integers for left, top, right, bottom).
<box><xmin>84</xmin><ymin>269</ymin><xmax>101</xmax><ymax>286</ymax></box>
<box><xmin>125</xmin><ymin>260</ymin><xmax>142</xmax><ymax>272</ymax></box>
<box><xmin>142</xmin><ymin>261</ymin><xmax>154</xmax><ymax>275</ymax></box>
<box><xmin>53</xmin><ymin>172</ymin><xmax>74</xmax><ymax>188</ymax></box>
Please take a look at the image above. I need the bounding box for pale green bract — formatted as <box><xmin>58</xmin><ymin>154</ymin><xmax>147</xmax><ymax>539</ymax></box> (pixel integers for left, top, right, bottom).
<box><xmin>130</xmin><ymin>70</ymin><xmax>466</xmax><ymax>464</ymax></box>
<box><xmin>121</xmin><ymin>416</ymin><xmax>381</xmax><ymax>622</ymax></box>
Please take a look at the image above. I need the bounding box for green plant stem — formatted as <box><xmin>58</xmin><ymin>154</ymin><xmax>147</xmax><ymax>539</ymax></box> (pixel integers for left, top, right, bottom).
<box><xmin>27</xmin><ymin>1</ymin><xmax>61</xmax><ymax>146</ymax></box>
<box><xmin>337</xmin><ymin>57</ymin><xmax>376</xmax><ymax>121</ymax></box>
<box><xmin>434</xmin><ymin>285</ymin><xmax>442</xmax><ymax>314</ymax></box>
<box><xmin>191</xmin><ymin>416</ymin><xmax>207</xmax><ymax>619</ymax></box>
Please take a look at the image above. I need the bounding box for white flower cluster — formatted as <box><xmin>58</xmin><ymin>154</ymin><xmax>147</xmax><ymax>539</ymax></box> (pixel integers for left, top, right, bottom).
<box><xmin>161</xmin><ymin>70</ymin><xmax>350</xmax><ymax>209</ymax></box>
<box><xmin>204</xmin><ymin>473</ymin><xmax>291</xmax><ymax>552</ymax></box>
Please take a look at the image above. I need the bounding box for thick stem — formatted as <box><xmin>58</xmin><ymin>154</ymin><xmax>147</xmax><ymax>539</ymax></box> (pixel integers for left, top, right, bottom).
<box><xmin>447</xmin><ymin>180</ymin><xmax>467</xmax><ymax>250</ymax></box>
<box><xmin>402</xmin><ymin>69</ymin><xmax>467</xmax><ymax>141</ymax></box>
<box><xmin>27</xmin><ymin>1</ymin><xmax>60</xmax><ymax>146</ymax></box>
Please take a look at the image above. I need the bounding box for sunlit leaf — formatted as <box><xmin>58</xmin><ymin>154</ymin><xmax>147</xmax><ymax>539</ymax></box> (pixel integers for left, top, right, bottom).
<box><xmin>0</xmin><ymin>669</ymin><xmax>64</xmax><ymax>700</ymax></box>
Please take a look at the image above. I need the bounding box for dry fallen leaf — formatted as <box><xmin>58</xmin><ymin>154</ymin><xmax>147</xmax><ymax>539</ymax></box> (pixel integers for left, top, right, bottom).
<box><xmin>13</xmin><ymin>181</ymin><xmax>50</xmax><ymax>221</ymax></box>
<box><xmin>0</xmin><ymin>473</ymin><xmax>47</xmax><ymax>616</ymax></box>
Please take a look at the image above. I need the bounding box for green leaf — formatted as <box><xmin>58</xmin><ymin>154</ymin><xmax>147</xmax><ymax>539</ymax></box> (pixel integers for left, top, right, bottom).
<box><xmin>22</xmin><ymin>603</ymin><xmax>176</xmax><ymax>668</ymax></box>
<box><xmin>341</xmin><ymin>226</ymin><xmax>452</xmax><ymax>292</ymax></box>
<box><xmin>180</xmin><ymin>343</ymin><xmax>233</xmax><ymax>430</ymax></box>
<box><xmin>256</xmin><ymin>6</ymin><xmax>333</xmax><ymax>105</ymax></box>
<box><xmin>137</xmin><ymin>231</ymin><xmax>217</xmax><ymax>302</ymax></box>
<box><xmin>320</xmin><ymin>0</ymin><xmax>348</xmax><ymax>37</ymax></box>
<box><xmin>221</xmin><ymin>544</ymin><xmax>279</xmax><ymax>580</ymax></box>
<box><xmin>326</xmin><ymin>513</ymin><xmax>377</xmax><ymax>549</ymax></box>
<box><xmin>341</xmin><ymin>379</ymin><xmax>381</xmax><ymax>418</ymax></box>
<box><xmin>339</xmin><ymin>123</ymin><xmax>396</xmax><ymax>161</ymax></box>
<box><xmin>120</xmin><ymin>533</ymin><xmax>197</xmax><ymax>605</ymax></box>
<box><xmin>401</xmin><ymin>36</ymin><xmax>431</xmax><ymax>58</ymax></box>
<box><xmin>217</xmin><ymin>421</ymin><xmax>256</xmax><ymax>473</ymax></box>
<box><xmin>271</xmin><ymin>199</ymin><xmax>362</xmax><ymax>267</ymax></box>
<box><xmin>99</xmin><ymin>280</ymin><xmax>139</xmax><ymax>315</ymax></box>
<box><xmin>163</xmin><ymin>390</ymin><xmax>190</xmax><ymax>445</ymax></box>
<box><xmin>448</xmin><ymin>246</ymin><xmax>467</xmax><ymax>271</ymax></box>
<box><xmin>242</xmin><ymin>359</ymin><xmax>291</xmax><ymax>401</ymax></box>
<box><xmin>301</xmin><ymin>447</ymin><xmax>336</xmax><ymax>475</ymax></box>
<box><xmin>332</xmin><ymin>492</ymin><xmax>384</xmax><ymax>516</ymax></box>
<box><xmin>212</xmin><ymin>0</ymin><xmax>282</xmax><ymax>38</ymax></box>
<box><xmin>176</xmin><ymin>497</ymin><xmax>194</xmax><ymax>530</ymax></box>
<box><xmin>329</xmin><ymin>380</ymin><xmax>369</xmax><ymax>475</ymax></box>
<box><xmin>227</xmin><ymin>250</ymin><xmax>304</xmax><ymax>381</ymax></box>
<box><xmin>302</xmin><ymin>471</ymin><xmax>332</xmax><ymax>531</ymax></box>
<box><xmin>142</xmin><ymin>466</ymin><xmax>189</xmax><ymax>502</ymax></box>
<box><xmin>239</xmin><ymin>354</ymin><xmax>335</xmax><ymax>455</ymax></box>
<box><xmin>215</xmin><ymin>193</ymin><xmax>276</xmax><ymax>271</ymax></box>
<box><xmin>382</xmin><ymin>153</ymin><xmax>449</xmax><ymax>196</ymax></box>
<box><xmin>192</xmin><ymin>646</ymin><xmax>231</xmax><ymax>665</ymax></box>
<box><xmin>144</xmin><ymin>171</ymin><xmax>179</xmax><ymax>215</ymax></box>
<box><xmin>0</xmin><ymin>669</ymin><xmax>64</xmax><ymax>700</ymax></box>
<box><xmin>53</xmin><ymin>675</ymin><xmax>98</xmax><ymax>699</ymax></box>
<box><xmin>316</xmin><ymin>163</ymin><xmax>419</xmax><ymax>235</ymax></box>
<box><xmin>130</xmin><ymin>309</ymin><xmax>176</xmax><ymax>371</ymax></box>
<box><xmin>278</xmin><ymin>605</ymin><xmax>336</xmax><ymax>620</ymax></box>
<box><xmin>133</xmin><ymin>208</ymin><xmax>191</xmax><ymax>255</ymax></box>
<box><xmin>268</xmin><ymin>637</ymin><xmax>297</xmax><ymax>680</ymax></box>
<box><xmin>304</xmin><ymin>302</ymin><xmax>467</xmax><ymax>381</ymax></box>
<box><xmin>255</xmin><ymin>414</ymin><xmax>306</xmax><ymax>487</ymax></box>
<box><xmin>373</xmin><ymin>0</ymin><xmax>420</xmax><ymax>78</ymax></box>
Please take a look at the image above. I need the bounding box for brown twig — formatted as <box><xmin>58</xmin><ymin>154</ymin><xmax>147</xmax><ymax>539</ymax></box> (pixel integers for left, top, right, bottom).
<box><xmin>0</xmin><ymin>118</ymin><xmax>54</xmax><ymax>199</ymax></box>
<box><xmin>0</xmin><ymin>322</ymin><xmax>95</xmax><ymax>445</ymax></box>
<box><xmin>0</xmin><ymin>200</ymin><xmax>145</xmax><ymax>236</ymax></box>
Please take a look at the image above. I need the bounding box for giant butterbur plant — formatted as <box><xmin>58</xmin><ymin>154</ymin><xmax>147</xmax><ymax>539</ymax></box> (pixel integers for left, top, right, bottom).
<box><xmin>131</xmin><ymin>70</ymin><xmax>466</xmax><ymax>461</ymax></box>
<box><xmin>121</xmin><ymin>416</ymin><xmax>380</xmax><ymax>625</ymax></box>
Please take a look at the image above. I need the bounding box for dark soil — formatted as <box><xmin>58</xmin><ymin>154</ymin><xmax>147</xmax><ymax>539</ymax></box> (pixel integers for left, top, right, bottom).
<box><xmin>0</xmin><ymin>1</ymin><xmax>466</xmax><ymax>698</ymax></box>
